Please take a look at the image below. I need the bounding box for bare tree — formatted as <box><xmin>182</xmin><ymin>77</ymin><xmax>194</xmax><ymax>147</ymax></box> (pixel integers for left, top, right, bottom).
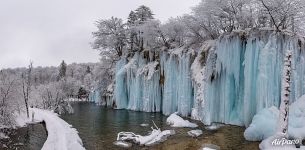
<box><xmin>0</xmin><ymin>71</ymin><xmax>16</xmax><ymax>116</ymax></box>
<box><xmin>258</xmin><ymin>0</ymin><xmax>305</xmax><ymax>32</ymax></box>
<box><xmin>21</xmin><ymin>61</ymin><xmax>33</xmax><ymax>118</ymax></box>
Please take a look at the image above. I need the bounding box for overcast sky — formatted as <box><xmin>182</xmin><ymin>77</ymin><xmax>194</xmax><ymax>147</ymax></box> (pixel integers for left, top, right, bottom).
<box><xmin>0</xmin><ymin>0</ymin><xmax>200</xmax><ymax>69</ymax></box>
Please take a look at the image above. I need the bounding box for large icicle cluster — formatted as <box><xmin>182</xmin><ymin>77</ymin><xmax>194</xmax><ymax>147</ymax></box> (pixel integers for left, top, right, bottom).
<box><xmin>111</xmin><ymin>49</ymin><xmax>195</xmax><ymax>116</ymax></box>
<box><xmin>95</xmin><ymin>30</ymin><xmax>305</xmax><ymax>128</ymax></box>
<box><xmin>203</xmin><ymin>31</ymin><xmax>305</xmax><ymax>126</ymax></box>
<box><xmin>160</xmin><ymin>49</ymin><xmax>194</xmax><ymax>116</ymax></box>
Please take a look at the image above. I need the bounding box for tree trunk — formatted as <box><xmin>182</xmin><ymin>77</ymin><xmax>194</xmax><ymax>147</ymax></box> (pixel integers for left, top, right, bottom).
<box><xmin>277</xmin><ymin>50</ymin><xmax>292</xmax><ymax>137</ymax></box>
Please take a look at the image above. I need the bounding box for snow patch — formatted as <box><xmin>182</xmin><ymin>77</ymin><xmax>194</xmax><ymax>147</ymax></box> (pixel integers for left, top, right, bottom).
<box><xmin>113</xmin><ymin>141</ymin><xmax>132</xmax><ymax>148</ymax></box>
<box><xmin>187</xmin><ymin>129</ymin><xmax>203</xmax><ymax>137</ymax></box>
<box><xmin>245</xmin><ymin>95</ymin><xmax>305</xmax><ymax>141</ymax></box>
<box><xmin>166</xmin><ymin>113</ymin><xmax>198</xmax><ymax>128</ymax></box>
<box><xmin>0</xmin><ymin>132</ymin><xmax>8</xmax><ymax>139</ymax></box>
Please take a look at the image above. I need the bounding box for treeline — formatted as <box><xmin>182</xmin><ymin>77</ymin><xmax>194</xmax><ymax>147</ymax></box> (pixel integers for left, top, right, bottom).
<box><xmin>92</xmin><ymin>0</ymin><xmax>305</xmax><ymax>61</ymax></box>
<box><xmin>0</xmin><ymin>61</ymin><xmax>105</xmax><ymax>127</ymax></box>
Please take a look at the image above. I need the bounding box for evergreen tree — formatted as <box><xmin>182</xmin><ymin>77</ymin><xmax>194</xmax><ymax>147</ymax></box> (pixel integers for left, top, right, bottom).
<box><xmin>78</xmin><ymin>87</ymin><xmax>88</xmax><ymax>99</ymax></box>
<box><xmin>127</xmin><ymin>11</ymin><xmax>138</xmax><ymax>52</ymax></box>
<box><xmin>58</xmin><ymin>60</ymin><xmax>67</xmax><ymax>80</ymax></box>
<box><xmin>127</xmin><ymin>11</ymin><xmax>137</xmax><ymax>25</ymax></box>
<box><xmin>135</xmin><ymin>5</ymin><xmax>154</xmax><ymax>24</ymax></box>
<box><xmin>132</xmin><ymin>5</ymin><xmax>155</xmax><ymax>51</ymax></box>
<box><xmin>86</xmin><ymin>66</ymin><xmax>91</xmax><ymax>74</ymax></box>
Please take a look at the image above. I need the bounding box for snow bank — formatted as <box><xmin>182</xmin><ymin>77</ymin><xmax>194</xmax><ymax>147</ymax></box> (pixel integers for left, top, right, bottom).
<box><xmin>259</xmin><ymin>134</ymin><xmax>303</xmax><ymax>150</ymax></box>
<box><xmin>166</xmin><ymin>113</ymin><xmax>198</xmax><ymax>128</ymax></box>
<box><xmin>31</xmin><ymin>108</ymin><xmax>85</xmax><ymax>150</ymax></box>
<box><xmin>245</xmin><ymin>95</ymin><xmax>305</xmax><ymax>141</ymax></box>
<box><xmin>0</xmin><ymin>132</ymin><xmax>8</xmax><ymax>139</ymax></box>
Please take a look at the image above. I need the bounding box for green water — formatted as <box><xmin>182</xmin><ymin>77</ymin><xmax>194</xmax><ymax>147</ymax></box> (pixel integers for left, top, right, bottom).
<box><xmin>60</xmin><ymin>102</ymin><xmax>168</xmax><ymax>150</ymax></box>
<box><xmin>60</xmin><ymin>102</ymin><xmax>259</xmax><ymax>150</ymax></box>
<box><xmin>0</xmin><ymin>123</ymin><xmax>47</xmax><ymax>150</ymax></box>
<box><xmin>1</xmin><ymin>102</ymin><xmax>259</xmax><ymax>150</ymax></box>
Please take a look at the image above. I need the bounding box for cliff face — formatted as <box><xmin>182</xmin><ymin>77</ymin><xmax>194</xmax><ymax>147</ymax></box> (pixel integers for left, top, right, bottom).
<box><xmin>93</xmin><ymin>31</ymin><xmax>305</xmax><ymax>127</ymax></box>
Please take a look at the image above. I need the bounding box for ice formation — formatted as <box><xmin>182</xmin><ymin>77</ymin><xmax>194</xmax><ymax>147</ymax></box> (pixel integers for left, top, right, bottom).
<box><xmin>98</xmin><ymin>30</ymin><xmax>305</xmax><ymax>128</ymax></box>
<box><xmin>111</xmin><ymin>50</ymin><xmax>194</xmax><ymax>116</ymax></box>
<box><xmin>203</xmin><ymin>31</ymin><xmax>305</xmax><ymax>126</ymax></box>
<box><xmin>244</xmin><ymin>95</ymin><xmax>305</xmax><ymax>141</ymax></box>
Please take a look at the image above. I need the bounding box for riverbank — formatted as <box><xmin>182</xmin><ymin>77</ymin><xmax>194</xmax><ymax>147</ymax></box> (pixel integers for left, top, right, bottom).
<box><xmin>30</xmin><ymin>108</ymin><xmax>85</xmax><ymax>150</ymax></box>
<box><xmin>1</xmin><ymin>108</ymin><xmax>85</xmax><ymax>150</ymax></box>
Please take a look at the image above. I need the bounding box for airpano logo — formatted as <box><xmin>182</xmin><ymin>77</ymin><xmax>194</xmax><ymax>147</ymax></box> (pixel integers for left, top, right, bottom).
<box><xmin>271</xmin><ymin>138</ymin><xmax>301</xmax><ymax>146</ymax></box>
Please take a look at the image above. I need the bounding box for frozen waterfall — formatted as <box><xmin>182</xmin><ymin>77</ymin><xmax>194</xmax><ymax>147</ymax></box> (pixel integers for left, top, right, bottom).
<box><xmin>203</xmin><ymin>32</ymin><xmax>305</xmax><ymax>126</ymax></box>
<box><xmin>96</xmin><ymin>31</ymin><xmax>305</xmax><ymax>127</ymax></box>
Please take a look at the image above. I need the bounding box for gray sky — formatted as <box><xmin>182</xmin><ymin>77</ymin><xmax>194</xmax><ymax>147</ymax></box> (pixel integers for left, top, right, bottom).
<box><xmin>0</xmin><ymin>0</ymin><xmax>200</xmax><ymax>69</ymax></box>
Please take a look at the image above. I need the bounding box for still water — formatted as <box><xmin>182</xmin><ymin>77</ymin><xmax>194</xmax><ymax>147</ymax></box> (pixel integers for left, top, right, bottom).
<box><xmin>0</xmin><ymin>123</ymin><xmax>47</xmax><ymax>150</ymax></box>
<box><xmin>60</xmin><ymin>102</ymin><xmax>259</xmax><ymax>150</ymax></box>
<box><xmin>1</xmin><ymin>102</ymin><xmax>259</xmax><ymax>150</ymax></box>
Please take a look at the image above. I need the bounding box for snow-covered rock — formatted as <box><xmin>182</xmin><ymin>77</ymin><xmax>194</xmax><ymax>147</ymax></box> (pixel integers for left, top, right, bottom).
<box><xmin>187</xmin><ymin>129</ymin><xmax>203</xmax><ymax>137</ymax></box>
<box><xmin>245</xmin><ymin>95</ymin><xmax>305</xmax><ymax>141</ymax></box>
<box><xmin>166</xmin><ymin>113</ymin><xmax>198</xmax><ymax>128</ymax></box>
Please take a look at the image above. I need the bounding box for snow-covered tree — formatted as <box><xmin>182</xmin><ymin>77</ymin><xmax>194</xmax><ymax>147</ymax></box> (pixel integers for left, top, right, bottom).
<box><xmin>134</xmin><ymin>5</ymin><xmax>154</xmax><ymax>24</ymax></box>
<box><xmin>92</xmin><ymin>17</ymin><xmax>127</xmax><ymax>58</ymax></box>
<box><xmin>128</xmin><ymin>5</ymin><xmax>155</xmax><ymax>51</ymax></box>
<box><xmin>58</xmin><ymin>60</ymin><xmax>67</xmax><ymax>80</ymax></box>
<box><xmin>258</xmin><ymin>0</ymin><xmax>305</xmax><ymax>32</ymax></box>
<box><xmin>277</xmin><ymin>50</ymin><xmax>292</xmax><ymax>136</ymax></box>
<box><xmin>161</xmin><ymin>17</ymin><xmax>188</xmax><ymax>47</ymax></box>
<box><xmin>0</xmin><ymin>71</ymin><xmax>18</xmax><ymax>126</ymax></box>
<box><xmin>21</xmin><ymin>61</ymin><xmax>33</xmax><ymax>118</ymax></box>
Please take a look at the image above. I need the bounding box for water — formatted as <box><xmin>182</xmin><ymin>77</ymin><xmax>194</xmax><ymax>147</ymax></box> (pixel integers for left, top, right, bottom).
<box><xmin>0</xmin><ymin>123</ymin><xmax>47</xmax><ymax>150</ymax></box>
<box><xmin>60</xmin><ymin>102</ymin><xmax>259</xmax><ymax>150</ymax></box>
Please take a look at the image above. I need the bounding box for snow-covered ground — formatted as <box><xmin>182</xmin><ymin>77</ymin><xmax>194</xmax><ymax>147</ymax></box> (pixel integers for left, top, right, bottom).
<box><xmin>166</xmin><ymin>112</ymin><xmax>198</xmax><ymax>128</ymax></box>
<box><xmin>32</xmin><ymin>108</ymin><xmax>85</xmax><ymax>150</ymax></box>
<box><xmin>245</xmin><ymin>95</ymin><xmax>305</xmax><ymax>141</ymax></box>
<box><xmin>15</xmin><ymin>108</ymin><xmax>85</xmax><ymax>150</ymax></box>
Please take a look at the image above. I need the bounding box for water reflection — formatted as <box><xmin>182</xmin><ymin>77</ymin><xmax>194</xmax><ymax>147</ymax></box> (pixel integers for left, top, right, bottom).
<box><xmin>0</xmin><ymin>123</ymin><xmax>47</xmax><ymax>150</ymax></box>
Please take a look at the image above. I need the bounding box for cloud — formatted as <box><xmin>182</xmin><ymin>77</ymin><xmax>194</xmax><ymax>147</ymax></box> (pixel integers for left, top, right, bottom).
<box><xmin>0</xmin><ymin>0</ymin><xmax>200</xmax><ymax>69</ymax></box>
